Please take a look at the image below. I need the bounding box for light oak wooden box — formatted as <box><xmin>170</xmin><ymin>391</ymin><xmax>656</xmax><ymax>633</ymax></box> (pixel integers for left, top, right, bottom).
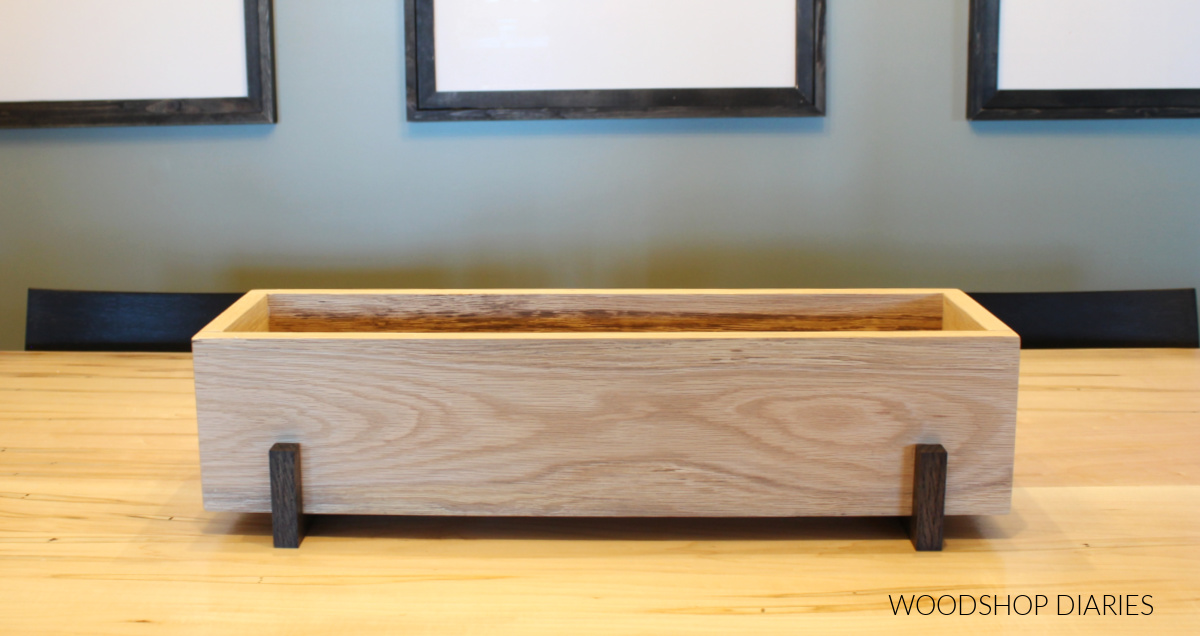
<box><xmin>193</xmin><ymin>289</ymin><xmax>1019</xmax><ymax>517</ymax></box>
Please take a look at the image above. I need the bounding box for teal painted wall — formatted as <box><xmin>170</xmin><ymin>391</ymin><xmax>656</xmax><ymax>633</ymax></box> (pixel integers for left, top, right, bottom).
<box><xmin>1</xmin><ymin>0</ymin><xmax>1197</xmax><ymax>349</ymax></box>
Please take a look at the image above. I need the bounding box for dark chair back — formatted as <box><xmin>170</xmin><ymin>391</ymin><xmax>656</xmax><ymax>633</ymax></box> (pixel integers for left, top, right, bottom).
<box><xmin>26</xmin><ymin>289</ymin><xmax>245</xmax><ymax>352</ymax></box>
<box><xmin>968</xmin><ymin>289</ymin><xmax>1198</xmax><ymax>349</ymax></box>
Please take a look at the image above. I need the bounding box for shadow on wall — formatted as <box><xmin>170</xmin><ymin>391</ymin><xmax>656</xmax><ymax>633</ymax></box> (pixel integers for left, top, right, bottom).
<box><xmin>224</xmin><ymin>242</ymin><xmax>1084</xmax><ymax>291</ymax></box>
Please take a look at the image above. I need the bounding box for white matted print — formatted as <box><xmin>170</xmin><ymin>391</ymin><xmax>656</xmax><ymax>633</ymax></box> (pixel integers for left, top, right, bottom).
<box><xmin>0</xmin><ymin>0</ymin><xmax>249</xmax><ymax>103</ymax></box>
<box><xmin>433</xmin><ymin>0</ymin><xmax>798</xmax><ymax>92</ymax></box>
<box><xmin>998</xmin><ymin>0</ymin><xmax>1200</xmax><ymax>90</ymax></box>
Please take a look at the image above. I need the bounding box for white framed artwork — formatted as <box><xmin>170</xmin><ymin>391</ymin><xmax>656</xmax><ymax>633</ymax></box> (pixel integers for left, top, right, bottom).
<box><xmin>406</xmin><ymin>0</ymin><xmax>826</xmax><ymax>121</ymax></box>
<box><xmin>969</xmin><ymin>0</ymin><xmax>1200</xmax><ymax>119</ymax></box>
<box><xmin>0</xmin><ymin>0</ymin><xmax>276</xmax><ymax>128</ymax></box>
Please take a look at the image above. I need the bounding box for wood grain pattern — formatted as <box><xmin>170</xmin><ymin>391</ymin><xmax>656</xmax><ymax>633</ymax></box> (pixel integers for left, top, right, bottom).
<box><xmin>193</xmin><ymin>290</ymin><xmax>1018</xmax><ymax>516</ymax></box>
<box><xmin>0</xmin><ymin>351</ymin><xmax>1197</xmax><ymax>634</ymax></box>
<box><xmin>1014</xmin><ymin>349</ymin><xmax>1200</xmax><ymax>487</ymax></box>
<box><xmin>265</xmin><ymin>291</ymin><xmax>946</xmax><ymax>333</ymax></box>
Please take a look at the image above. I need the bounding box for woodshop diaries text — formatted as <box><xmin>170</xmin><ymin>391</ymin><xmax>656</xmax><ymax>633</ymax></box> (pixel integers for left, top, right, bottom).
<box><xmin>888</xmin><ymin>594</ymin><xmax>1154</xmax><ymax>616</ymax></box>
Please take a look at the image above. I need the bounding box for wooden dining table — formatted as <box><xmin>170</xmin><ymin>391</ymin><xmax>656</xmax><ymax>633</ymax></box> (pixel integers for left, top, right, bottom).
<box><xmin>0</xmin><ymin>349</ymin><xmax>1196</xmax><ymax>634</ymax></box>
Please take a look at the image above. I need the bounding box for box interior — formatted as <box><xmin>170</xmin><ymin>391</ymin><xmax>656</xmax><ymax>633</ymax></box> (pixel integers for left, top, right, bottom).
<box><xmin>217</xmin><ymin>292</ymin><xmax>993</xmax><ymax>334</ymax></box>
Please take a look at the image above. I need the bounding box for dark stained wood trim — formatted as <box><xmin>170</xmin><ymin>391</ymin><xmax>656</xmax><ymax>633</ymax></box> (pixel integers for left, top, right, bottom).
<box><xmin>250</xmin><ymin>0</ymin><xmax>278</xmax><ymax>125</ymax></box>
<box><xmin>422</xmin><ymin>88</ymin><xmax>811</xmax><ymax>112</ymax></box>
<box><xmin>0</xmin><ymin>0</ymin><xmax>277</xmax><ymax>128</ymax></box>
<box><xmin>809</xmin><ymin>0</ymin><xmax>827</xmax><ymax>117</ymax></box>
<box><xmin>404</xmin><ymin>0</ymin><xmax>422</xmax><ymax>122</ymax></box>
<box><xmin>968</xmin><ymin>0</ymin><xmax>1200</xmax><ymax>120</ymax></box>
<box><xmin>966</xmin><ymin>0</ymin><xmax>1001</xmax><ymax>119</ymax></box>
<box><xmin>269</xmin><ymin>443</ymin><xmax>305</xmax><ymax>549</ymax></box>
<box><xmin>908</xmin><ymin>444</ymin><xmax>947</xmax><ymax>552</ymax></box>
<box><xmin>407</xmin><ymin>0</ymin><xmax>825</xmax><ymax>122</ymax></box>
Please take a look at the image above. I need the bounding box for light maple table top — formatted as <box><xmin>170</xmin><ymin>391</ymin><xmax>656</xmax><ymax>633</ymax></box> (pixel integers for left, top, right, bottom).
<box><xmin>0</xmin><ymin>349</ymin><xmax>1196</xmax><ymax>634</ymax></box>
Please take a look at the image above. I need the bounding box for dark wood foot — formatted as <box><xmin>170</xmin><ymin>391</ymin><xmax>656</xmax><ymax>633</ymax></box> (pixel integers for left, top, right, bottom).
<box><xmin>909</xmin><ymin>443</ymin><xmax>947</xmax><ymax>551</ymax></box>
<box><xmin>269</xmin><ymin>443</ymin><xmax>305</xmax><ymax>549</ymax></box>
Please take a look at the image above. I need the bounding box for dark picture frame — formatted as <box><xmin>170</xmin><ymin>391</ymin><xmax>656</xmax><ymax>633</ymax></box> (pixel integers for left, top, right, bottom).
<box><xmin>405</xmin><ymin>0</ymin><xmax>825</xmax><ymax>122</ymax></box>
<box><xmin>968</xmin><ymin>0</ymin><xmax>1200</xmax><ymax>120</ymax></box>
<box><xmin>0</xmin><ymin>0</ymin><xmax>277</xmax><ymax>129</ymax></box>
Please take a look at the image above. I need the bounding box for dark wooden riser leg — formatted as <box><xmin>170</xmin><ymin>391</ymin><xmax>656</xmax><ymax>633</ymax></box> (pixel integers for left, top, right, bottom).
<box><xmin>270</xmin><ymin>443</ymin><xmax>305</xmax><ymax>549</ymax></box>
<box><xmin>909</xmin><ymin>444</ymin><xmax>947</xmax><ymax>551</ymax></box>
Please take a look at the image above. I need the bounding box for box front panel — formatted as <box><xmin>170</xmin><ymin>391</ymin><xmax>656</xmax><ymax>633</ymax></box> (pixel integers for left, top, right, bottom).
<box><xmin>194</xmin><ymin>335</ymin><xmax>1017</xmax><ymax>516</ymax></box>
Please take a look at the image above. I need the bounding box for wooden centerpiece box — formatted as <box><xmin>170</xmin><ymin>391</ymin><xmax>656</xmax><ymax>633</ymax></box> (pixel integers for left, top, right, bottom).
<box><xmin>193</xmin><ymin>290</ymin><xmax>1019</xmax><ymax>550</ymax></box>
